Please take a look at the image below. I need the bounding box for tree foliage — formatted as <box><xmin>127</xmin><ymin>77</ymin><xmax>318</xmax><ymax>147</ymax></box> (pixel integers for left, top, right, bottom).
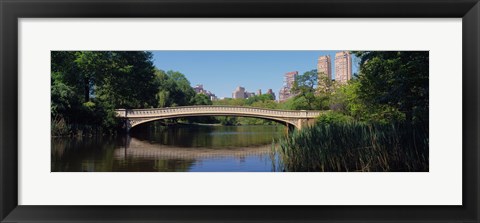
<box><xmin>287</xmin><ymin>69</ymin><xmax>330</xmax><ymax>110</ymax></box>
<box><xmin>51</xmin><ymin>51</ymin><xmax>160</xmax><ymax>135</ymax></box>
<box><xmin>352</xmin><ymin>51</ymin><xmax>429</xmax><ymax>125</ymax></box>
<box><xmin>155</xmin><ymin>69</ymin><xmax>196</xmax><ymax>107</ymax></box>
<box><xmin>191</xmin><ymin>93</ymin><xmax>213</xmax><ymax>106</ymax></box>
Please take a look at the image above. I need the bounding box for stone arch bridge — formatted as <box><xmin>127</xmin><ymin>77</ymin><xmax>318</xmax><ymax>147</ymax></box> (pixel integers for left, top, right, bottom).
<box><xmin>115</xmin><ymin>106</ymin><xmax>324</xmax><ymax>132</ymax></box>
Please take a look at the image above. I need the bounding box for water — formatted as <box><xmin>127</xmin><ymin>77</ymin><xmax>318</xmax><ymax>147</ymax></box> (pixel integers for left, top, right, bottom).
<box><xmin>51</xmin><ymin>124</ymin><xmax>286</xmax><ymax>172</ymax></box>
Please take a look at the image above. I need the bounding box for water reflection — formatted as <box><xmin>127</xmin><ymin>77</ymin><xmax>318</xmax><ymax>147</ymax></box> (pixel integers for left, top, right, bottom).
<box><xmin>52</xmin><ymin>124</ymin><xmax>285</xmax><ymax>172</ymax></box>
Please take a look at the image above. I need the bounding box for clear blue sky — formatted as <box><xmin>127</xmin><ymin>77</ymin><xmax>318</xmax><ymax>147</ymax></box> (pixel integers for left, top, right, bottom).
<box><xmin>152</xmin><ymin>51</ymin><xmax>359</xmax><ymax>98</ymax></box>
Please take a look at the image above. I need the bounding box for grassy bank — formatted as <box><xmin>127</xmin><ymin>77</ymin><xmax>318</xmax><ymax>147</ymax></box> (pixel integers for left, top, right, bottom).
<box><xmin>273</xmin><ymin>121</ymin><xmax>428</xmax><ymax>172</ymax></box>
<box><xmin>51</xmin><ymin>117</ymin><xmax>119</xmax><ymax>137</ymax></box>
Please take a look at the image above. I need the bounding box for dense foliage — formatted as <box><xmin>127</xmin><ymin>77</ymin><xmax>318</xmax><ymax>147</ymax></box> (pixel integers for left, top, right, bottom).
<box><xmin>273</xmin><ymin>51</ymin><xmax>430</xmax><ymax>171</ymax></box>
<box><xmin>51</xmin><ymin>51</ymin><xmax>210</xmax><ymax>136</ymax></box>
<box><xmin>51</xmin><ymin>51</ymin><xmax>159</xmax><ymax>135</ymax></box>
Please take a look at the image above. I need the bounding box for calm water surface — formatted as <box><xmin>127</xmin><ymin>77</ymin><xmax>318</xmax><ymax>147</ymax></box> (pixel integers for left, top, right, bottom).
<box><xmin>51</xmin><ymin>124</ymin><xmax>286</xmax><ymax>172</ymax></box>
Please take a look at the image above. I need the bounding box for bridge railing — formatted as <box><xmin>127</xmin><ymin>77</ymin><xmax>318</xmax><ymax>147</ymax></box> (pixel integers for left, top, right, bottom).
<box><xmin>115</xmin><ymin>105</ymin><xmax>324</xmax><ymax>118</ymax></box>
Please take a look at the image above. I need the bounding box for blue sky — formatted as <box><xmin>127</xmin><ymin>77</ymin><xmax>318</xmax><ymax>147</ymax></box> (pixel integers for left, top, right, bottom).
<box><xmin>152</xmin><ymin>51</ymin><xmax>359</xmax><ymax>98</ymax></box>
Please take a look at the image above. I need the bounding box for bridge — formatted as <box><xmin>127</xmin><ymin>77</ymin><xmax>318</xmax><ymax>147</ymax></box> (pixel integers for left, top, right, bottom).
<box><xmin>115</xmin><ymin>105</ymin><xmax>324</xmax><ymax>132</ymax></box>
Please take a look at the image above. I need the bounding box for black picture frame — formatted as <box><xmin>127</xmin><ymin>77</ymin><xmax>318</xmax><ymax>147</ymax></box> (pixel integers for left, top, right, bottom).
<box><xmin>1</xmin><ymin>0</ymin><xmax>479</xmax><ymax>222</ymax></box>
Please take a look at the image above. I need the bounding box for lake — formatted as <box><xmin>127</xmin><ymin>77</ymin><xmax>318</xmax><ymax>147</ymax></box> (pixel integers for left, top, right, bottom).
<box><xmin>51</xmin><ymin>124</ymin><xmax>286</xmax><ymax>172</ymax></box>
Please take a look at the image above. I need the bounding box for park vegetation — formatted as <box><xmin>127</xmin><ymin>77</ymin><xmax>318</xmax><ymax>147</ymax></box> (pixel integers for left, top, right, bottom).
<box><xmin>51</xmin><ymin>51</ymin><xmax>211</xmax><ymax>136</ymax></box>
<box><xmin>273</xmin><ymin>51</ymin><xmax>429</xmax><ymax>171</ymax></box>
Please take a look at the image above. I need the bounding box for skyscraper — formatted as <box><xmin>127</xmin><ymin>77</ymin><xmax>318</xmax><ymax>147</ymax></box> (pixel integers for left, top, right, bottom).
<box><xmin>266</xmin><ymin>89</ymin><xmax>276</xmax><ymax>100</ymax></box>
<box><xmin>279</xmin><ymin>71</ymin><xmax>298</xmax><ymax>102</ymax></box>
<box><xmin>335</xmin><ymin>51</ymin><xmax>352</xmax><ymax>84</ymax></box>
<box><xmin>284</xmin><ymin>71</ymin><xmax>298</xmax><ymax>88</ymax></box>
<box><xmin>232</xmin><ymin>86</ymin><xmax>245</xmax><ymax>99</ymax></box>
<box><xmin>317</xmin><ymin>55</ymin><xmax>332</xmax><ymax>91</ymax></box>
<box><xmin>317</xmin><ymin>55</ymin><xmax>332</xmax><ymax>80</ymax></box>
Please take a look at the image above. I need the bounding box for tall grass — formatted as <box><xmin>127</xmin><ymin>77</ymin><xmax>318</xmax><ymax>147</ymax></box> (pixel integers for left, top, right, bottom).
<box><xmin>51</xmin><ymin>116</ymin><xmax>117</xmax><ymax>137</ymax></box>
<box><xmin>51</xmin><ymin>116</ymin><xmax>70</xmax><ymax>136</ymax></box>
<box><xmin>273</xmin><ymin>122</ymin><xmax>428</xmax><ymax>172</ymax></box>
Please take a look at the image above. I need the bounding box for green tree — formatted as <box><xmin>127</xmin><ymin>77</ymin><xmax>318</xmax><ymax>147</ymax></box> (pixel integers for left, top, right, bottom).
<box><xmin>191</xmin><ymin>93</ymin><xmax>213</xmax><ymax>105</ymax></box>
<box><xmin>353</xmin><ymin>51</ymin><xmax>429</xmax><ymax>125</ymax></box>
<box><xmin>51</xmin><ymin>51</ymin><xmax>161</xmax><ymax>135</ymax></box>
<box><xmin>166</xmin><ymin>70</ymin><xmax>196</xmax><ymax>106</ymax></box>
<box><xmin>155</xmin><ymin>69</ymin><xmax>174</xmax><ymax>107</ymax></box>
<box><xmin>289</xmin><ymin>69</ymin><xmax>329</xmax><ymax>110</ymax></box>
<box><xmin>328</xmin><ymin>80</ymin><xmax>369</xmax><ymax>120</ymax></box>
<box><xmin>245</xmin><ymin>93</ymin><xmax>275</xmax><ymax>106</ymax></box>
<box><xmin>74</xmin><ymin>52</ymin><xmax>111</xmax><ymax>103</ymax></box>
<box><xmin>154</xmin><ymin>70</ymin><xmax>196</xmax><ymax>107</ymax></box>
<box><xmin>213</xmin><ymin>98</ymin><xmax>246</xmax><ymax>107</ymax></box>
<box><xmin>97</xmin><ymin>51</ymin><xmax>159</xmax><ymax>109</ymax></box>
<box><xmin>317</xmin><ymin>71</ymin><xmax>335</xmax><ymax>95</ymax></box>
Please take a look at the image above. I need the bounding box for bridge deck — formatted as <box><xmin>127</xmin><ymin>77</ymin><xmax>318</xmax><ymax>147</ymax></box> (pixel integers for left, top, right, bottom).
<box><xmin>115</xmin><ymin>105</ymin><xmax>324</xmax><ymax>119</ymax></box>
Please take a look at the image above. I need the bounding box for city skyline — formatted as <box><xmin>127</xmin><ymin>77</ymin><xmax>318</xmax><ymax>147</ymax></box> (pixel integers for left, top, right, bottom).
<box><xmin>152</xmin><ymin>51</ymin><xmax>359</xmax><ymax>98</ymax></box>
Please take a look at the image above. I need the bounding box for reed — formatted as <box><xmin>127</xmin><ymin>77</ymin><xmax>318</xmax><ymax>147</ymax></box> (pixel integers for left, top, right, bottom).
<box><xmin>273</xmin><ymin>121</ymin><xmax>428</xmax><ymax>172</ymax></box>
<box><xmin>51</xmin><ymin>116</ymin><xmax>71</xmax><ymax>136</ymax></box>
<box><xmin>51</xmin><ymin>116</ymin><xmax>115</xmax><ymax>137</ymax></box>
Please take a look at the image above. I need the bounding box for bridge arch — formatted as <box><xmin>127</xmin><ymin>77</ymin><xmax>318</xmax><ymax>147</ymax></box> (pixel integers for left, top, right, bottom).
<box><xmin>127</xmin><ymin>113</ymin><xmax>299</xmax><ymax>131</ymax></box>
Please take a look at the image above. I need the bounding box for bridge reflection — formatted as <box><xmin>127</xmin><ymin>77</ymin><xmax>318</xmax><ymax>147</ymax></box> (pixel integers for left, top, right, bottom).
<box><xmin>114</xmin><ymin>137</ymin><xmax>272</xmax><ymax>160</ymax></box>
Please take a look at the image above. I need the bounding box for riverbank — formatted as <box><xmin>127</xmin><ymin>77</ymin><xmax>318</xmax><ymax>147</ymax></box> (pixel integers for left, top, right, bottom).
<box><xmin>273</xmin><ymin>121</ymin><xmax>429</xmax><ymax>172</ymax></box>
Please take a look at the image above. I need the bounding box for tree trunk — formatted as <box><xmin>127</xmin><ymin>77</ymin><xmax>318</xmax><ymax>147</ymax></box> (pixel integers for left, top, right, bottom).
<box><xmin>84</xmin><ymin>78</ymin><xmax>90</xmax><ymax>102</ymax></box>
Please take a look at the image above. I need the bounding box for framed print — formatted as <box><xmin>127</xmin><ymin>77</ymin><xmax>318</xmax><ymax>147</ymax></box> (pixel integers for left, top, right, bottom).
<box><xmin>1</xmin><ymin>0</ymin><xmax>479</xmax><ymax>222</ymax></box>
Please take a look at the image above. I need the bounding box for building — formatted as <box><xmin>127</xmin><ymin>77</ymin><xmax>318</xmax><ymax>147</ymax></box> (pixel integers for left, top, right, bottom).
<box><xmin>284</xmin><ymin>71</ymin><xmax>298</xmax><ymax>88</ymax></box>
<box><xmin>245</xmin><ymin>92</ymin><xmax>255</xmax><ymax>98</ymax></box>
<box><xmin>317</xmin><ymin>55</ymin><xmax>332</xmax><ymax>80</ymax></box>
<box><xmin>193</xmin><ymin>84</ymin><xmax>204</xmax><ymax>94</ymax></box>
<box><xmin>317</xmin><ymin>55</ymin><xmax>333</xmax><ymax>92</ymax></box>
<box><xmin>317</xmin><ymin>55</ymin><xmax>332</xmax><ymax>88</ymax></box>
<box><xmin>194</xmin><ymin>84</ymin><xmax>217</xmax><ymax>101</ymax></box>
<box><xmin>278</xmin><ymin>71</ymin><xmax>298</xmax><ymax>102</ymax></box>
<box><xmin>335</xmin><ymin>51</ymin><xmax>352</xmax><ymax>84</ymax></box>
<box><xmin>256</xmin><ymin>89</ymin><xmax>262</xmax><ymax>96</ymax></box>
<box><xmin>279</xmin><ymin>87</ymin><xmax>290</xmax><ymax>102</ymax></box>
<box><xmin>232</xmin><ymin>86</ymin><xmax>246</xmax><ymax>99</ymax></box>
<box><xmin>266</xmin><ymin>89</ymin><xmax>276</xmax><ymax>100</ymax></box>
<box><xmin>208</xmin><ymin>93</ymin><xmax>218</xmax><ymax>101</ymax></box>
<box><xmin>232</xmin><ymin>86</ymin><xmax>258</xmax><ymax>99</ymax></box>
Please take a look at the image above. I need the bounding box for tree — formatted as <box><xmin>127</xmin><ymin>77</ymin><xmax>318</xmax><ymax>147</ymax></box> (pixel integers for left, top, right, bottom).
<box><xmin>97</xmin><ymin>51</ymin><xmax>159</xmax><ymax>109</ymax></box>
<box><xmin>155</xmin><ymin>69</ymin><xmax>172</xmax><ymax>108</ymax></box>
<box><xmin>251</xmin><ymin>100</ymin><xmax>278</xmax><ymax>109</ymax></box>
<box><xmin>74</xmin><ymin>52</ymin><xmax>111</xmax><ymax>103</ymax></box>
<box><xmin>191</xmin><ymin>93</ymin><xmax>213</xmax><ymax>105</ymax></box>
<box><xmin>213</xmin><ymin>98</ymin><xmax>246</xmax><ymax>107</ymax></box>
<box><xmin>51</xmin><ymin>71</ymin><xmax>76</xmax><ymax>118</ymax></box>
<box><xmin>317</xmin><ymin>71</ymin><xmax>335</xmax><ymax>95</ymax></box>
<box><xmin>353</xmin><ymin>51</ymin><xmax>429</xmax><ymax>125</ymax></box>
<box><xmin>328</xmin><ymin>79</ymin><xmax>371</xmax><ymax>121</ymax></box>
<box><xmin>51</xmin><ymin>51</ymin><xmax>161</xmax><ymax>134</ymax></box>
<box><xmin>245</xmin><ymin>93</ymin><xmax>275</xmax><ymax>106</ymax></box>
<box><xmin>167</xmin><ymin>71</ymin><xmax>196</xmax><ymax>106</ymax></box>
<box><xmin>290</xmin><ymin>69</ymin><xmax>329</xmax><ymax>110</ymax></box>
<box><xmin>154</xmin><ymin>70</ymin><xmax>196</xmax><ymax>107</ymax></box>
